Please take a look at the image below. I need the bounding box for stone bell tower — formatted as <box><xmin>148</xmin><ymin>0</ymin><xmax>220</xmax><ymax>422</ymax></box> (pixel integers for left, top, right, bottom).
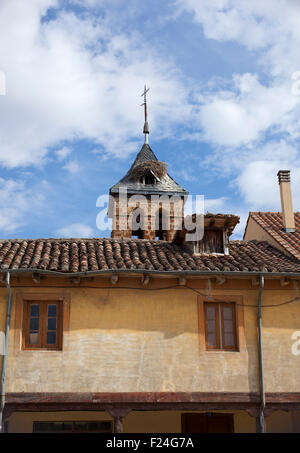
<box><xmin>108</xmin><ymin>87</ymin><xmax>188</xmax><ymax>241</ymax></box>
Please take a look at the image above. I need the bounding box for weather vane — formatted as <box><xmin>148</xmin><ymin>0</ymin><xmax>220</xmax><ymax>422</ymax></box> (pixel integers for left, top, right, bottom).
<box><xmin>141</xmin><ymin>85</ymin><xmax>150</xmax><ymax>144</ymax></box>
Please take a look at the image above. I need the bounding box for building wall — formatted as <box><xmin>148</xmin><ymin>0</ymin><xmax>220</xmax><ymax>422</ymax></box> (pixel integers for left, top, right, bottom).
<box><xmin>6</xmin><ymin>409</ymin><xmax>300</xmax><ymax>433</ymax></box>
<box><xmin>243</xmin><ymin>217</ymin><xmax>292</xmax><ymax>256</ymax></box>
<box><xmin>1</xmin><ymin>275</ymin><xmax>299</xmax><ymax>394</ymax></box>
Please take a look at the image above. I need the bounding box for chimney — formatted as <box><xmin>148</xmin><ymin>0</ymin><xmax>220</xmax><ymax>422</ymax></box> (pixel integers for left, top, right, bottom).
<box><xmin>277</xmin><ymin>170</ymin><xmax>295</xmax><ymax>232</ymax></box>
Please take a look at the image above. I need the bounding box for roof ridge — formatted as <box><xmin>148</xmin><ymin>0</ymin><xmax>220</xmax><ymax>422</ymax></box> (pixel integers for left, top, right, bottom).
<box><xmin>0</xmin><ymin>237</ymin><xmax>170</xmax><ymax>243</ymax></box>
<box><xmin>250</xmin><ymin>211</ymin><xmax>300</xmax><ymax>215</ymax></box>
<box><xmin>248</xmin><ymin>211</ymin><xmax>300</xmax><ymax>260</ymax></box>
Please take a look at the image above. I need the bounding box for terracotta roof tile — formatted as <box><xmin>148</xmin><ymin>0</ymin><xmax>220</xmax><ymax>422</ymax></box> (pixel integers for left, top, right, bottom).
<box><xmin>0</xmin><ymin>238</ymin><xmax>300</xmax><ymax>274</ymax></box>
<box><xmin>247</xmin><ymin>212</ymin><xmax>300</xmax><ymax>260</ymax></box>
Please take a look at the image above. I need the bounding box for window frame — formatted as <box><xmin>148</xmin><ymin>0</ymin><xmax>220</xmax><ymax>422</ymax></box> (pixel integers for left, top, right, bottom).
<box><xmin>15</xmin><ymin>293</ymin><xmax>70</xmax><ymax>352</ymax></box>
<box><xmin>22</xmin><ymin>300</ymin><xmax>63</xmax><ymax>351</ymax></box>
<box><xmin>197</xmin><ymin>295</ymin><xmax>246</xmax><ymax>353</ymax></box>
<box><xmin>204</xmin><ymin>302</ymin><xmax>237</xmax><ymax>351</ymax></box>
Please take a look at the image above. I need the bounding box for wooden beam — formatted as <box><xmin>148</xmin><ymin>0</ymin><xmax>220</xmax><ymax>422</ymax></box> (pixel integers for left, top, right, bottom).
<box><xmin>209</xmin><ymin>218</ymin><xmax>216</xmax><ymax>227</ymax></box>
<box><xmin>32</xmin><ymin>273</ymin><xmax>41</xmax><ymax>284</ymax></box>
<box><xmin>70</xmin><ymin>276</ymin><xmax>81</xmax><ymax>286</ymax></box>
<box><xmin>6</xmin><ymin>391</ymin><xmax>300</xmax><ymax>406</ymax></box>
<box><xmin>215</xmin><ymin>276</ymin><xmax>226</xmax><ymax>286</ymax></box>
<box><xmin>280</xmin><ymin>277</ymin><xmax>290</xmax><ymax>287</ymax></box>
<box><xmin>4</xmin><ymin>391</ymin><xmax>260</xmax><ymax>404</ymax></box>
<box><xmin>142</xmin><ymin>274</ymin><xmax>150</xmax><ymax>286</ymax></box>
<box><xmin>106</xmin><ymin>408</ymin><xmax>131</xmax><ymax>433</ymax></box>
<box><xmin>178</xmin><ymin>277</ymin><xmax>187</xmax><ymax>286</ymax></box>
<box><xmin>251</xmin><ymin>277</ymin><xmax>260</xmax><ymax>287</ymax></box>
<box><xmin>224</xmin><ymin>218</ymin><xmax>232</xmax><ymax>229</ymax></box>
<box><xmin>110</xmin><ymin>274</ymin><xmax>119</xmax><ymax>285</ymax></box>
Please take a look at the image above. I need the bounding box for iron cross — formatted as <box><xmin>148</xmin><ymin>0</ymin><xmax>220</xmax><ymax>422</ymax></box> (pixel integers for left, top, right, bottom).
<box><xmin>141</xmin><ymin>85</ymin><xmax>150</xmax><ymax>123</ymax></box>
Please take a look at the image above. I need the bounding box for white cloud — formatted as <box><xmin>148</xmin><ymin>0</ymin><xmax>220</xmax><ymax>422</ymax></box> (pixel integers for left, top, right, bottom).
<box><xmin>236</xmin><ymin>160</ymin><xmax>300</xmax><ymax>211</ymax></box>
<box><xmin>175</xmin><ymin>0</ymin><xmax>300</xmax><ymax>216</ymax></box>
<box><xmin>199</xmin><ymin>73</ymin><xmax>299</xmax><ymax>148</ymax></box>
<box><xmin>175</xmin><ymin>1</ymin><xmax>300</xmax><ymax>148</ymax></box>
<box><xmin>63</xmin><ymin>159</ymin><xmax>80</xmax><ymax>174</ymax></box>
<box><xmin>56</xmin><ymin>146</ymin><xmax>72</xmax><ymax>161</ymax></box>
<box><xmin>56</xmin><ymin>222</ymin><xmax>95</xmax><ymax>237</ymax></box>
<box><xmin>0</xmin><ymin>177</ymin><xmax>45</xmax><ymax>233</ymax></box>
<box><xmin>175</xmin><ymin>0</ymin><xmax>300</xmax><ymax>72</ymax></box>
<box><xmin>0</xmin><ymin>0</ymin><xmax>191</xmax><ymax>168</ymax></box>
<box><xmin>204</xmin><ymin>197</ymin><xmax>227</xmax><ymax>212</ymax></box>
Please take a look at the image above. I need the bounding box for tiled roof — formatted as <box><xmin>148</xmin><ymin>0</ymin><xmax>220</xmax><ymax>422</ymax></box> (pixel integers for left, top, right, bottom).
<box><xmin>110</xmin><ymin>144</ymin><xmax>188</xmax><ymax>196</ymax></box>
<box><xmin>246</xmin><ymin>212</ymin><xmax>300</xmax><ymax>261</ymax></box>
<box><xmin>0</xmin><ymin>238</ymin><xmax>300</xmax><ymax>274</ymax></box>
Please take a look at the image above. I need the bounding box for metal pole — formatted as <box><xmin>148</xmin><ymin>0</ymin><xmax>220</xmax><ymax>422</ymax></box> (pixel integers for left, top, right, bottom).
<box><xmin>0</xmin><ymin>272</ymin><xmax>12</xmax><ymax>433</ymax></box>
<box><xmin>257</xmin><ymin>273</ymin><xmax>265</xmax><ymax>433</ymax></box>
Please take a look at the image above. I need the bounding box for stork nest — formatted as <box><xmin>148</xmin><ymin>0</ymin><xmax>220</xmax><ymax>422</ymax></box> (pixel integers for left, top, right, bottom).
<box><xmin>130</xmin><ymin>160</ymin><xmax>167</xmax><ymax>181</ymax></box>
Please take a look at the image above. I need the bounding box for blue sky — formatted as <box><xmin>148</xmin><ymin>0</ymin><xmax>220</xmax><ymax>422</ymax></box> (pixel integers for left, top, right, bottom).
<box><xmin>0</xmin><ymin>0</ymin><xmax>300</xmax><ymax>239</ymax></box>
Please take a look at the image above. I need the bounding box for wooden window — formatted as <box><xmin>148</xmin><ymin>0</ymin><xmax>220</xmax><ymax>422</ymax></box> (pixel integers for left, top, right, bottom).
<box><xmin>22</xmin><ymin>301</ymin><xmax>63</xmax><ymax>350</ymax></box>
<box><xmin>204</xmin><ymin>302</ymin><xmax>237</xmax><ymax>351</ymax></box>
<box><xmin>141</xmin><ymin>172</ymin><xmax>156</xmax><ymax>185</ymax></box>
<box><xmin>195</xmin><ymin>229</ymin><xmax>224</xmax><ymax>254</ymax></box>
<box><xmin>33</xmin><ymin>421</ymin><xmax>113</xmax><ymax>433</ymax></box>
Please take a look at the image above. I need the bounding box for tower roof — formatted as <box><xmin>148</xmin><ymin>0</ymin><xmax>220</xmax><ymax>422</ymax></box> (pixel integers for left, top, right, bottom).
<box><xmin>109</xmin><ymin>143</ymin><xmax>188</xmax><ymax>196</ymax></box>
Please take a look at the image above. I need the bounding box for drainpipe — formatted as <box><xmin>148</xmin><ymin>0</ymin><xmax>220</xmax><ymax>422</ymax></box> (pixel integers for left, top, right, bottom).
<box><xmin>257</xmin><ymin>273</ymin><xmax>265</xmax><ymax>433</ymax></box>
<box><xmin>0</xmin><ymin>272</ymin><xmax>12</xmax><ymax>433</ymax></box>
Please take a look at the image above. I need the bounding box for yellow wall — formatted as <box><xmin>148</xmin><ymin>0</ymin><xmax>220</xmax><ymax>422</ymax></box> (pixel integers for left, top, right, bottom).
<box><xmin>6</xmin><ymin>409</ymin><xmax>300</xmax><ymax>433</ymax></box>
<box><xmin>1</xmin><ymin>275</ymin><xmax>300</xmax><ymax>394</ymax></box>
<box><xmin>244</xmin><ymin>217</ymin><xmax>292</xmax><ymax>256</ymax></box>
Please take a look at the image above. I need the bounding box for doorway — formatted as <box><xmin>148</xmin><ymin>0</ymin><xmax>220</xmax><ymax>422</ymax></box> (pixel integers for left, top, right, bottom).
<box><xmin>181</xmin><ymin>413</ymin><xmax>234</xmax><ymax>433</ymax></box>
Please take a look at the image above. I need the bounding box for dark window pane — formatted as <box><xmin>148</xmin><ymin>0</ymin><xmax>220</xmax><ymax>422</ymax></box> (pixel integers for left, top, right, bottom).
<box><xmin>48</xmin><ymin>305</ymin><xmax>57</xmax><ymax>317</ymax></box>
<box><xmin>30</xmin><ymin>318</ymin><xmax>39</xmax><ymax>331</ymax></box>
<box><xmin>99</xmin><ymin>422</ymin><xmax>112</xmax><ymax>432</ymax></box>
<box><xmin>30</xmin><ymin>304</ymin><xmax>40</xmax><ymax>316</ymax></box>
<box><xmin>223</xmin><ymin>306</ymin><xmax>233</xmax><ymax>320</ymax></box>
<box><xmin>33</xmin><ymin>422</ymin><xmax>51</xmax><ymax>432</ymax></box>
<box><xmin>74</xmin><ymin>422</ymin><xmax>87</xmax><ymax>431</ymax></box>
<box><xmin>34</xmin><ymin>421</ymin><xmax>112</xmax><ymax>433</ymax></box>
<box><xmin>88</xmin><ymin>423</ymin><xmax>99</xmax><ymax>431</ymax></box>
<box><xmin>206</xmin><ymin>319</ymin><xmax>217</xmax><ymax>333</ymax></box>
<box><xmin>207</xmin><ymin>332</ymin><xmax>217</xmax><ymax>347</ymax></box>
<box><xmin>51</xmin><ymin>422</ymin><xmax>63</xmax><ymax>432</ymax></box>
<box><xmin>224</xmin><ymin>332</ymin><xmax>234</xmax><ymax>347</ymax></box>
<box><xmin>29</xmin><ymin>333</ymin><xmax>39</xmax><ymax>345</ymax></box>
<box><xmin>223</xmin><ymin>320</ymin><xmax>234</xmax><ymax>333</ymax></box>
<box><xmin>206</xmin><ymin>305</ymin><xmax>216</xmax><ymax>320</ymax></box>
<box><xmin>47</xmin><ymin>331</ymin><xmax>56</xmax><ymax>345</ymax></box>
<box><xmin>62</xmin><ymin>423</ymin><xmax>72</xmax><ymax>431</ymax></box>
<box><xmin>47</xmin><ymin>318</ymin><xmax>57</xmax><ymax>331</ymax></box>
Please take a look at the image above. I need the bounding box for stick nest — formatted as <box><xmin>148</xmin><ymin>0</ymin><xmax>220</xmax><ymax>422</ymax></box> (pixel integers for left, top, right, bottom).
<box><xmin>130</xmin><ymin>160</ymin><xmax>167</xmax><ymax>181</ymax></box>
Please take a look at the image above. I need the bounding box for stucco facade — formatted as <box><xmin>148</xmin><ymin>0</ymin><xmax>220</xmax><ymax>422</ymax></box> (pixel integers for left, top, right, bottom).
<box><xmin>1</xmin><ymin>273</ymin><xmax>300</xmax><ymax>432</ymax></box>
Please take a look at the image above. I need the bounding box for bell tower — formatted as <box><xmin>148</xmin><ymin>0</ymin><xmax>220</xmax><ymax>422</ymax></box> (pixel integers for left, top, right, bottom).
<box><xmin>108</xmin><ymin>87</ymin><xmax>188</xmax><ymax>241</ymax></box>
